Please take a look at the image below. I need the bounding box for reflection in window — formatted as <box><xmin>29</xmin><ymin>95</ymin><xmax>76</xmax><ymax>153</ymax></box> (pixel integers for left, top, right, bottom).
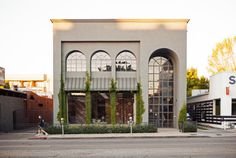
<box><xmin>67</xmin><ymin>51</ymin><xmax>86</xmax><ymax>72</ymax></box>
<box><xmin>91</xmin><ymin>51</ymin><xmax>111</xmax><ymax>72</ymax></box>
<box><xmin>148</xmin><ymin>56</ymin><xmax>174</xmax><ymax>127</ymax></box>
<box><xmin>116</xmin><ymin>51</ymin><xmax>136</xmax><ymax>71</ymax></box>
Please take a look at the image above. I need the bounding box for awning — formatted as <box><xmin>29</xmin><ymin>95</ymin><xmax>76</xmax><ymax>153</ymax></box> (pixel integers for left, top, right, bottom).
<box><xmin>65</xmin><ymin>78</ymin><xmax>85</xmax><ymax>91</ymax></box>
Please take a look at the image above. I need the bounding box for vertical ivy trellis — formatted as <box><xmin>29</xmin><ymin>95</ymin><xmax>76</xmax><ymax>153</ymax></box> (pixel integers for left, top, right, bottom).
<box><xmin>136</xmin><ymin>82</ymin><xmax>145</xmax><ymax>124</ymax></box>
<box><xmin>85</xmin><ymin>72</ymin><xmax>91</xmax><ymax>124</ymax></box>
<box><xmin>110</xmin><ymin>79</ymin><xmax>117</xmax><ymax>125</ymax></box>
<box><xmin>57</xmin><ymin>48</ymin><xmax>68</xmax><ymax>124</ymax></box>
<box><xmin>58</xmin><ymin>74</ymin><xmax>67</xmax><ymax>124</ymax></box>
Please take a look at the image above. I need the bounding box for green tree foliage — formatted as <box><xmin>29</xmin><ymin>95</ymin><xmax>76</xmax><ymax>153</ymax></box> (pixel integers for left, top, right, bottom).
<box><xmin>187</xmin><ymin>68</ymin><xmax>209</xmax><ymax>96</ymax></box>
<box><xmin>109</xmin><ymin>79</ymin><xmax>117</xmax><ymax>125</ymax></box>
<box><xmin>58</xmin><ymin>80</ymin><xmax>67</xmax><ymax>124</ymax></box>
<box><xmin>198</xmin><ymin>76</ymin><xmax>209</xmax><ymax>89</ymax></box>
<box><xmin>136</xmin><ymin>83</ymin><xmax>145</xmax><ymax>124</ymax></box>
<box><xmin>208</xmin><ymin>36</ymin><xmax>236</xmax><ymax>75</ymax></box>
<box><xmin>85</xmin><ymin>72</ymin><xmax>91</xmax><ymax>124</ymax></box>
<box><xmin>4</xmin><ymin>81</ymin><xmax>10</xmax><ymax>89</ymax></box>
<box><xmin>178</xmin><ymin>103</ymin><xmax>187</xmax><ymax>128</ymax></box>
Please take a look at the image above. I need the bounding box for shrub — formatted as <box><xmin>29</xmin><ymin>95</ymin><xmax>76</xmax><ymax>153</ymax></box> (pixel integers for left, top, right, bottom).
<box><xmin>178</xmin><ymin>103</ymin><xmax>187</xmax><ymax>129</ymax></box>
<box><xmin>44</xmin><ymin>124</ymin><xmax>157</xmax><ymax>134</ymax></box>
<box><xmin>133</xmin><ymin>125</ymin><xmax>157</xmax><ymax>133</ymax></box>
<box><xmin>136</xmin><ymin>83</ymin><xmax>145</xmax><ymax>124</ymax></box>
<box><xmin>182</xmin><ymin>121</ymin><xmax>197</xmax><ymax>132</ymax></box>
<box><xmin>110</xmin><ymin>79</ymin><xmax>117</xmax><ymax>125</ymax></box>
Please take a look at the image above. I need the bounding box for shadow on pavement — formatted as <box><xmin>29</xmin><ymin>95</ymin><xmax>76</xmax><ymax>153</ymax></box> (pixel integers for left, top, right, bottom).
<box><xmin>0</xmin><ymin>127</ymin><xmax>37</xmax><ymax>140</ymax></box>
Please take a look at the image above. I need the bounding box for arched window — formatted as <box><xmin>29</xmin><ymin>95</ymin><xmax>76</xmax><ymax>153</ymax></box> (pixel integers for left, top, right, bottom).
<box><xmin>148</xmin><ymin>56</ymin><xmax>173</xmax><ymax>128</ymax></box>
<box><xmin>116</xmin><ymin>51</ymin><xmax>136</xmax><ymax>71</ymax></box>
<box><xmin>91</xmin><ymin>51</ymin><xmax>111</xmax><ymax>72</ymax></box>
<box><xmin>66</xmin><ymin>51</ymin><xmax>86</xmax><ymax>72</ymax></box>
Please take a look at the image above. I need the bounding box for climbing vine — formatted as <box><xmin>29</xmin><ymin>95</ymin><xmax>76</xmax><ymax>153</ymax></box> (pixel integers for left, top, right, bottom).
<box><xmin>110</xmin><ymin>79</ymin><xmax>117</xmax><ymax>125</ymax></box>
<box><xmin>58</xmin><ymin>79</ymin><xmax>67</xmax><ymax>124</ymax></box>
<box><xmin>136</xmin><ymin>82</ymin><xmax>145</xmax><ymax>124</ymax></box>
<box><xmin>85</xmin><ymin>72</ymin><xmax>91</xmax><ymax>124</ymax></box>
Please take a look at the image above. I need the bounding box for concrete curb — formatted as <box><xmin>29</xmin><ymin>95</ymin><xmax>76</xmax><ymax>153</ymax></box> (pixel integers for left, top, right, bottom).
<box><xmin>30</xmin><ymin>134</ymin><xmax>211</xmax><ymax>140</ymax></box>
<box><xmin>29</xmin><ymin>136</ymin><xmax>47</xmax><ymax>140</ymax></box>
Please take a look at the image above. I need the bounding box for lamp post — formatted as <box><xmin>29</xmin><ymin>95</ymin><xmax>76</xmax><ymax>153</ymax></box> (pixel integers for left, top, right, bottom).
<box><xmin>128</xmin><ymin>117</ymin><xmax>133</xmax><ymax>134</ymax></box>
<box><xmin>61</xmin><ymin>118</ymin><xmax>64</xmax><ymax>135</ymax></box>
<box><xmin>154</xmin><ymin>113</ymin><xmax>158</xmax><ymax>132</ymax></box>
<box><xmin>149</xmin><ymin>109</ymin><xmax>153</xmax><ymax>125</ymax></box>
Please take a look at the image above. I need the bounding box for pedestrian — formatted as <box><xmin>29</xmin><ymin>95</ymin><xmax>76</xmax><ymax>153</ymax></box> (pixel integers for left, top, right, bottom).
<box><xmin>37</xmin><ymin>115</ymin><xmax>48</xmax><ymax>136</ymax></box>
<box><xmin>39</xmin><ymin>115</ymin><xmax>45</xmax><ymax>128</ymax></box>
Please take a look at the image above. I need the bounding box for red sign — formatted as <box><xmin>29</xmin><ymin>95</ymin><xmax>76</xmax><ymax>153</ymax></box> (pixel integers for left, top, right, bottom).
<box><xmin>226</xmin><ymin>87</ymin><xmax>230</xmax><ymax>95</ymax></box>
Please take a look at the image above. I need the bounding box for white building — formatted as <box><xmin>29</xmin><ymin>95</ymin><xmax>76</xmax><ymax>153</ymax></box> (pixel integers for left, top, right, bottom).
<box><xmin>187</xmin><ymin>72</ymin><xmax>236</xmax><ymax>129</ymax></box>
<box><xmin>52</xmin><ymin>19</ymin><xmax>189</xmax><ymax>128</ymax></box>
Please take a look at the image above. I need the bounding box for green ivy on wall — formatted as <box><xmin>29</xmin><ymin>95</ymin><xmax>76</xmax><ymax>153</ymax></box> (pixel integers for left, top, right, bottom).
<box><xmin>136</xmin><ymin>82</ymin><xmax>145</xmax><ymax>124</ymax></box>
<box><xmin>85</xmin><ymin>72</ymin><xmax>91</xmax><ymax>124</ymax></box>
<box><xmin>110</xmin><ymin>79</ymin><xmax>117</xmax><ymax>125</ymax></box>
<box><xmin>58</xmin><ymin>79</ymin><xmax>67</xmax><ymax>124</ymax></box>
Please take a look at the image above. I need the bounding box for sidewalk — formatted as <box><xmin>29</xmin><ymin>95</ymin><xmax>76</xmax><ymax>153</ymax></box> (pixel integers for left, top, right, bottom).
<box><xmin>31</xmin><ymin>128</ymin><xmax>236</xmax><ymax>140</ymax></box>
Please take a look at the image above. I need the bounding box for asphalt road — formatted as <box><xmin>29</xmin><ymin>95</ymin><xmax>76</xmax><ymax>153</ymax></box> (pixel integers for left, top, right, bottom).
<box><xmin>0</xmin><ymin>137</ymin><xmax>236</xmax><ymax>158</ymax></box>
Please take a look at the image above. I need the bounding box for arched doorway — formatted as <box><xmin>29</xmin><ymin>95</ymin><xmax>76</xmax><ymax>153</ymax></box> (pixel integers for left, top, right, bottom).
<box><xmin>148</xmin><ymin>49</ymin><xmax>174</xmax><ymax>128</ymax></box>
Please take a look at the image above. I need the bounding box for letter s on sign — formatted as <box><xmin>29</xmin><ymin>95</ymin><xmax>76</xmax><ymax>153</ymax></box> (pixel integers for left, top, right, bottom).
<box><xmin>229</xmin><ymin>76</ymin><xmax>236</xmax><ymax>84</ymax></box>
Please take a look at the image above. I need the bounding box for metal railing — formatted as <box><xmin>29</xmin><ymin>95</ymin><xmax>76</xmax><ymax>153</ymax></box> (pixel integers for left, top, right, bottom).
<box><xmin>200</xmin><ymin>115</ymin><xmax>236</xmax><ymax>125</ymax></box>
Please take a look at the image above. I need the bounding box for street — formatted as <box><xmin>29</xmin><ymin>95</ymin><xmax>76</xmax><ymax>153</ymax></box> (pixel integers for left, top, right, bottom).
<box><xmin>0</xmin><ymin>137</ymin><xmax>236</xmax><ymax>158</ymax></box>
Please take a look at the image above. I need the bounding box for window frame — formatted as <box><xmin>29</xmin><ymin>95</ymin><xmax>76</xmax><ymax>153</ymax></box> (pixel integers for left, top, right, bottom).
<box><xmin>66</xmin><ymin>51</ymin><xmax>86</xmax><ymax>72</ymax></box>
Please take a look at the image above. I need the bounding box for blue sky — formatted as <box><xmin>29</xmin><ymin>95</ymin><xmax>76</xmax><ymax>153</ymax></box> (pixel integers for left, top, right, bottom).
<box><xmin>0</xmin><ymin>0</ymin><xmax>236</xmax><ymax>77</ymax></box>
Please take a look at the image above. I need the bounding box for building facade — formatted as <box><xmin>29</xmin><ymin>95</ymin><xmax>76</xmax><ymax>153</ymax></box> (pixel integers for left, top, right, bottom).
<box><xmin>5</xmin><ymin>74</ymin><xmax>52</xmax><ymax>98</ymax></box>
<box><xmin>0</xmin><ymin>89</ymin><xmax>52</xmax><ymax>132</ymax></box>
<box><xmin>187</xmin><ymin>72</ymin><xmax>236</xmax><ymax>128</ymax></box>
<box><xmin>0</xmin><ymin>67</ymin><xmax>5</xmax><ymax>87</ymax></box>
<box><xmin>52</xmin><ymin>19</ymin><xmax>188</xmax><ymax>128</ymax></box>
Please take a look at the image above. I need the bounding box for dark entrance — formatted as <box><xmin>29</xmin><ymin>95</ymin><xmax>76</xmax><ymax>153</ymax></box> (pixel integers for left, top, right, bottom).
<box><xmin>68</xmin><ymin>93</ymin><xmax>86</xmax><ymax>124</ymax></box>
<box><xmin>116</xmin><ymin>92</ymin><xmax>134</xmax><ymax>124</ymax></box>
<box><xmin>91</xmin><ymin>92</ymin><xmax>110</xmax><ymax>123</ymax></box>
<box><xmin>68</xmin><ymin>91</ymin><xmax>134</xmax><ymax>124</ymax></box>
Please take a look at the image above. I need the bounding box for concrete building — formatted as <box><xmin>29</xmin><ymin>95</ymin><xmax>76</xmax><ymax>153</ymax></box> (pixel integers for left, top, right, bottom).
<box><xmin>0</xmin><ymin>89</ymin><xmax>53</xmax><ymax>132</ymax></box>
<box><xmin>0</xmin><ymin>89</ymin><xmax>26</xmax><ymax>132</ymax></box>
<box><xmin>0</xmin><ymin>67</ymin><xmax>5</xmax><ymax>87</ymax></box>
<box><xmin>187</xmin><ymin>72</ymin><xmax>236</xmax><ymax>129</ymax></box>
<box><xmin>52</xmin><ymin>19</ymin><xmax>188</xmax><ymax>128</ymax></box>
<box><xmin>5</xmin><ymin>74</ymin><xmax>52</xmax><ymax>98</ymax></box>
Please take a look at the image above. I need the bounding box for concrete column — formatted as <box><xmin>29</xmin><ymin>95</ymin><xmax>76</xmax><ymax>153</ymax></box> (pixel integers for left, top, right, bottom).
<box><xmin>221</xmin><ymin>97</ymin><xmax>232</xmax><ymax>116</ymax></box>
<box><xmin>111</xmin><ymin>58</ymin><xmax>116</xmax><ymax>80</ymax></box>
<box><xmin>212</xmin><ymin>100</ymin><xmax>216</xmax><ymax>115</ymax></box>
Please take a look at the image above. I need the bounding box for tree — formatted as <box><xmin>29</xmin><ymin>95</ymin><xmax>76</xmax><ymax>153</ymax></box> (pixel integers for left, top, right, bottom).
<box><xmin>198</xmin><ymin>76</ymin><xmax>209</xmax><ymax>89</ymax></box>
<box><xmin>58</xmin><ymin>79</ymin><xmax>67</xmax><ymax>124</ymax></box>
<box><xmin>187</xmin><ymin>68</ymin><xmax>209</xmax><ymax>97</ymax></box>
<box><xmin>178</xmin><ymin>103</ymin><xmax>187</xmax><ymax>128</ymax></box>
<box><xmin>136</xmin><ymin>83</ymin><xmax>145</xmax><ymax>124</ymax></box>
<box><xmin>208</xmin><ymin>36</ymin><xmax>236</xmax><ymax>75</ymax></box>
<box><xmin>85</xmin><ymin>72</ymin><xmax>91</xmax><ymax>124</ymax></box>
<box><xmin>4</xmin><ymin>81</ymin><xmax>10</xmax><ymax>89</ymax></box>
<box><xmin>187</xmin><ymin>68</ymin><xmax>199</xmax><ymax>96</ymax></box>
<box><xmin>110</xmin><ymin>79</ymin><xmax>117</xmax><ymax>125</ymax></box>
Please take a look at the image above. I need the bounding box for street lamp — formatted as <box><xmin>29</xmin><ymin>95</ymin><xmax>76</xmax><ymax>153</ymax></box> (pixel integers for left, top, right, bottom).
<box><xmin>128</xmin><ymin>117</ymin><xmax>133</xmax><ymax>134</ymax></box>
<box><xmin>61</xmin><ymin>118</ymin><xmax>64</xmax><ymax>135</ymax></box>
<box><xmin>149</xmin><ymin>109</ymin><xmax>153</xmax><ymax>125</ymax></box>
<box><xmin>154</xmin><ymin>113</ymin><xmax>158</xmax><ymax>132</ymax></box>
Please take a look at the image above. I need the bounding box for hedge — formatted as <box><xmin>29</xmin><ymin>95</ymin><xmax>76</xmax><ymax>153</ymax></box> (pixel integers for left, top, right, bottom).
<box><xmin>45</xmin><ymin>124</ymin><xmax>157</xmax><ymax>134</ymax></box>
<box><xmin>180</xmin><ymin>121</ymin><xmax>197</xmax><ymax>132</ymax></box>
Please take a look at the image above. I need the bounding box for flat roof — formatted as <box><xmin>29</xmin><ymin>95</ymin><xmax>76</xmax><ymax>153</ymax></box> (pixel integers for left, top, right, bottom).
<box><xmin>187</xmin><ymin>93</ymin><xmax>209</xmax><ymax>99</ymax></box>
<box><xmin>50</xmin><ymin>19</ymin><xmax>190</xmax><ymax>23</ymax></box>
<box><xmin>5</xmin><ymin>74</ymin><xmax>47</xmax><ymax>81</ymax></box>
